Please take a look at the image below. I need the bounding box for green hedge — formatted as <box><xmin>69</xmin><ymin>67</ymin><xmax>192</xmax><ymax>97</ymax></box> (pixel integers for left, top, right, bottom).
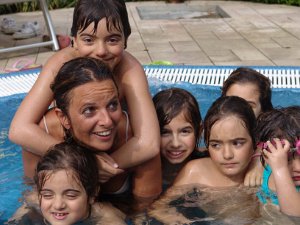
<box><xmin>0</xmin><ymin>0</ymin><xmax>299</xmax><ymax>15</ymax></box>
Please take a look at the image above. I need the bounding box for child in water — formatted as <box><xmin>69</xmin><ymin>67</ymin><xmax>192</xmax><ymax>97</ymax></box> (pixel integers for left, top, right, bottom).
<box><xmin>8</xmin><ymin>141</ymin><xmax>126</xmax><ymax>225</ymax></box>
<box><xmin>222</xmin><ymin>67</ymin><xmax>274</xmax><ymax>187</ymax></box>
<box><xmin>153</xmin><ymin>88</ymin><xmax>203</xmax><ymax>190</ymax></box>
<box><xmin>173</xmin><ymin>96</ymin><xmax>256</xmax><ymax>187</ymax></box>
<box><xmin>256</xmin><ymin>106</ymin><xmax>300</xmax><ymax>216</ymax></box>
<box><xmin>9</xmin><ymin>0</ymin><xmax>160</xmax><ymax>178</ymax></box>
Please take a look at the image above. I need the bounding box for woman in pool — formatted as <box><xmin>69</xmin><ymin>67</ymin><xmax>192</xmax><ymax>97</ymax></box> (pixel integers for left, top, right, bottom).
<box><xmin>9</xmin><ymin>0</ymin><xmax>160</xmax><ymax>180</ymax></box>
<box><xmin>222</xmin><ymin>67</ymin><xmax>274</xmax><ymax>187</ymax></box>
<box><xmin>40</xmin><ymin>57</ymin><xmax>161</xmax><ymax>213</ymax></box>
<box><xmin>8</xmin><ymin>141</ymin><xmax>126</xmax><ymax>225</ymax></box>
<box><xmin>173</xmin><ymin>96</ymin><xmax>256</xmax><ymax>187</ymax></box>
<box><xmin>153</xmin><ymin>88</ymin><xmax>204</xmax><ymax>190</ymax></box>
<box><xmin>256</xmin><ymin>106</ymin><xmax>300</xmax><ymax>216</ymax></box>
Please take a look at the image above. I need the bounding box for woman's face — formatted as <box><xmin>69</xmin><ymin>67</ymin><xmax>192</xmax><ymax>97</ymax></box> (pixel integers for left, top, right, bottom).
<box><xmin>208</xmin><ymin>115</ymin><xmax>253</xmax><ymax>180</ymax></box>
<box><xmin>225</xmin><ymin>83</ymin><xmax>261</xmax><ymax>118</ymax></box>
<box><xmin>160</xmin><ymin>111</ymin><xmax>196</xmax><ymax>164</ymax></box>
<box><xmin>40</xmin><ymin>169</ymin><xmax>90</xmax><ymax>225</ymax></box>
<box><xmin>62</xmin><ymin>80</ymin><xmax>122</xmax><ymax>151</ymax></box>
<box><xmin>74</xmin><ymin>18</ymin><xmax>125</xmax><ymax>71</ymax></box>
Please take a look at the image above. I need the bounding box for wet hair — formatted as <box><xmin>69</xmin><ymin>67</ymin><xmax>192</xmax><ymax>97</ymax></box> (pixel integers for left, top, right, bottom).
<box><xmin>71</xmin><ymin>0</ymin><xmax>131</xmax><ymax>48</ymax></box>
<box><xmin>255</xmin><ymin>106</ymin><xmax>300</xmax><ymax>148</ymax></box>
<box><xmin>153</xmin><ymin>88</ymin><xmax>203</xmax><ymax>154</ymax></box>
<box><xmin>221</xmin><ymin>67</ymin><xmax>273</xmax><ymax>113</ymax></box>
<box><xmin>204</xmin><ymin>96</ymin><xmax>256</xmax><ymax>150</ymax></box>
<box><xmin>51</xmin><ymin>57</ymin><xmax>117</xmax><ymax>116</ymax></box>
<box><xmin>34</xmin><ymin>141</ymin><xmax>99</xmax><ymax>201</ymax></box>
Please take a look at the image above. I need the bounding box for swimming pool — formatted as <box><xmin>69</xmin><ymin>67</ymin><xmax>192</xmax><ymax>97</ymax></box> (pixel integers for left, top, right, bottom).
<box><xmin>1</xmin><ymin>66</ymin><xmax>300</xmax><ymax>223</ymax></box>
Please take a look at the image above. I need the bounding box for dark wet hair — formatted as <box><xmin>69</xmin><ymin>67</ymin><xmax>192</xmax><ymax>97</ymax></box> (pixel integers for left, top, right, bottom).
<box><xmin>221</xmin><ymin>67</ymin><xmax>273</xmax><ymax>113</ymax></box>
<box><xmin>34</xmin><ymin>141</ymin><xmax>99</xmax><ymax>201</ymax></box>
<box><xmin>71</xmin><ymin>0</ymin><xmax>131</xmax><ymax>48</ymax></box>
<box><xmin>153</xmin><ymin>88</ymin><xmax>203</xmax><ymax>153</ymax></box>
<box><xmin>255</xmin><ymin>106</ymin><xmax>300</xmax><ymax>146</ymax></box>
<box><xmin>51</xmin><ymin>57</ymin><xmax>117</xmax><ymax>116</ymax></box>
<box><xmin>204</xmin><ymin>96</ymin><xmax>256</xmax><ymax>150</ymax></box>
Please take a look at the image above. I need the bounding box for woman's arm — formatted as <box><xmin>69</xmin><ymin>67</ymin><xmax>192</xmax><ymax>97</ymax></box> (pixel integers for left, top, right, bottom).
<box><xmin>8</xmin><ymin>50</ymin><xmax>72</xmax><ymax>155</ymax></box>
<box><xmin>110</xmin><ymin>52</ymin><xmax>160</xmax><ymax>168</ymax></box>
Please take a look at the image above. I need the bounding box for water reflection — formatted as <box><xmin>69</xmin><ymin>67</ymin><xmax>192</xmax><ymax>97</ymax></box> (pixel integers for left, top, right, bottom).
<box><xmin>132</xmin><ymin>185</ymin><xmax>300</xmax><ymax>225</ymax></box>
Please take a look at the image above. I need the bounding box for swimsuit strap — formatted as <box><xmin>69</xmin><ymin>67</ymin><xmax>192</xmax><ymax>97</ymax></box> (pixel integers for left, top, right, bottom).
<box><xmin>122</xmin><ymin>110</ymin><xmax>129</xmax><ymax>143</ymax></box>
<box><xmin>43</xmin><ymin>115</ymin><xmax>49</xmax><ymax>134</ymax></box>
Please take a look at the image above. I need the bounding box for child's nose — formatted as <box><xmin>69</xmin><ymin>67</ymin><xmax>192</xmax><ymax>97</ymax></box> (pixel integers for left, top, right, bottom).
<box><xmin>171</xmin><ymin>134</ymin><xmax>181</xmax><ymax>148</ymax></box>
<box><xmin>53</xmin><ymin>197</ymin><xmax>66</xmax><ymax>209</ymax></box>
<box><xmin>223</xmin><ymin>146</ymin><xmax>234</xmax><ymax>160</ymax></box>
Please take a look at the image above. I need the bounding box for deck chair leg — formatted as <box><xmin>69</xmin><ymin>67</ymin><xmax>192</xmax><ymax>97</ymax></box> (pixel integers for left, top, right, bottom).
<box><xmin>39</xmin><ymin>0</ymin><xmax>59</xmax><ymax>51</ymax></box>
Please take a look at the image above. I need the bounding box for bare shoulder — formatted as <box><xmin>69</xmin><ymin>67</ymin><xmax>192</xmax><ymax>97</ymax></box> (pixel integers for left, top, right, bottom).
<box><xmin>173</xmin><ymin>158</ymin><xmax>212</xmax><ymax>186</ymax></box>
<box><xmin>92</xmin><ymin>202</ymin><xmax>126</xmax><ymax>225</ymax></box>
<box><xmin>116</xmin><ymin>51</ymin><xmax>144</xmax><ymax>78</ymax></box>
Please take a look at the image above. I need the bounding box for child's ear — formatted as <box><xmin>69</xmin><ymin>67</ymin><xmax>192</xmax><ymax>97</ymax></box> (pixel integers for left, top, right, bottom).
<box><xmin>55</xmin><ymin>108</ymin><xmax>71</xmax><ymax>129</ymax></box>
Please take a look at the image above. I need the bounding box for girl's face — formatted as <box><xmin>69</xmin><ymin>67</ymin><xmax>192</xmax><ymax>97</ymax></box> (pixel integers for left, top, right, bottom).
<box><xmin>74</xmin><ymin>18</ymin><xmax>125</xmax><ymax>71</ymax></box>
<box><xmin>226</xmin><ymin>83</ymin><xmax>261</xmax><ymax>118</ymax></box>
<box><xmin>208</xmin><ymin>115</ymin><xmax>253</xmax><ymax>179</ymax></box>
<box><xmin>289</xmin><ymin>154</ymin><xmax>300</xmax><ymax>186</ymax></box>
<box><xmin>60</xmin><ymin>80</ymin><xmax>122</xmax><ymax>151</ymax></box>
<box><xmin>160</xmin><ymin>111</ymin><xmax>196</xmax><ymax>164</ymax></box>
<box><xmin>40</xmin><ymin>169</ymin><xmax>90</xmax><ymax>225</ymax></box>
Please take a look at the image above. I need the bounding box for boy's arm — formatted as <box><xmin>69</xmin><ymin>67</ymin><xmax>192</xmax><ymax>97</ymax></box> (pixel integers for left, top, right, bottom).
<box><xmin>110</xmin><ymin>53</ymin><xmax>160</xmax><ymax>168</ymax></box>
<box><xmin>244</xmin><ymin>148</ymin><xmax>263</xmax><ymax>187</ymax></box>
<box><xmin>8</xmin><ymin>51</ymin><xmax>69</xmax><ymax>155</ymax></box>
<box><xmin>131</xmin><ymin>154</ymin><xmax>162</xmax><ymax>213</ymax></box>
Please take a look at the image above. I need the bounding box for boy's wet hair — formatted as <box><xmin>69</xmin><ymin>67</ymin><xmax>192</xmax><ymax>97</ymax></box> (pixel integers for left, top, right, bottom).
<box><xmin>153</xmin><ymin>88</ymin><xmax>203</xmax><ymax>153</ymax></box>
<box><xmin>51</xmin><ymin>57</ymin><xmax>117</xmax><ymax>116</ymax></box>
<box><xmin>255</xmin><ymin>106</ymin><xmax>300</xmax><ymax>146</ymax></box>
<box><xmin>34</xmin><ymin>141</ymin><xmax>99</xmax><ymax>200</ymax></box>
<box><xmin>221</xmin><ymin>67</ymin><xmax>273</xmax><ymax>113</ymax></box>
<box><xmin>71</xmin><ymin>0</ymin><xmax>131</xmax><ymax>48</ymax></box>
<box><xmin>204</xmin><ymin>96</ymin><xmax>256</xmax><ymax>150</ymax></box>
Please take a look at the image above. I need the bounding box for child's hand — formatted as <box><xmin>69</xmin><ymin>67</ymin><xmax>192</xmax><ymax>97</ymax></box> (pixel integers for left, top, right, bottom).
<box><xmin>96</xmin><ymin>153</ymin><xmax>124</xmax><ymax>183</ymax></box>
<box><xmin>262</xmin><ymin>138</ymin><xmax>290</xmax><ymax>171</ymax></box>
<box><xmin>244</xmin><ymin>157</ymin><xmax>263</xmax><ymax>187</ymax></box>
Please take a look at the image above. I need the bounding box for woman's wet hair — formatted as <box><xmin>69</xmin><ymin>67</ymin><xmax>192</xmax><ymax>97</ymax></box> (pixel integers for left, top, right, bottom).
<box><xmin>255</xmin><ymin>106</ymin><xmax>300</xmax><ymax>147</ymax></box>
<box><xmin>204</xmin><ymin>96</ymin><xmax>256</xmax><ymax>150</ymax></box>
<box><xmin>153</xmin><ymin>88</ymin><xmax>203</xmax><ymax>153</ymax></box>
<box><xmin>71</xmin><ymin>0</ymin><xmax>131</xmax><ymax>48</ymax></box>
<box><xmin>34</xmin><ymin>141</ymin><xmax>99</xmax><ymax>201</ymax></box>
<box><xmin>221</xmin><ymin>67</ymin><xmax>273</xmax><ymax>113</ymax></box>
<box><xmin>51</xmin><ymin>57</ymin><xmax>117</xmax><ymax>116</ymax></box>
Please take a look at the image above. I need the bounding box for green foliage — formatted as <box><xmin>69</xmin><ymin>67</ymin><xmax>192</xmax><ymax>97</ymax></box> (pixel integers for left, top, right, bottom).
<box><xmin>248</xmin><ymin>0</ymin><xmax>300</xmax><ymax>6</ymax></box>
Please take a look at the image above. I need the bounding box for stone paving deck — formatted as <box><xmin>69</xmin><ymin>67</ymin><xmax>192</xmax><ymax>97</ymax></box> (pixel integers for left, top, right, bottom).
<box><xmin>1</xmin><ymin>0</ymin><xmax>300</xmax><ymax>73</ymax></box>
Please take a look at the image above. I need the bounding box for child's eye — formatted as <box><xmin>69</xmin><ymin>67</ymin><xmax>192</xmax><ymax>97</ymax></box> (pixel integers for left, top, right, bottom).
<box><xmin>233</xmin><ymin>140</ymin><xmax>245</xmax><ymax>147</ymax></box>
<box><xmin>181</xmin><ymin>127</ymin><xmax>193</xmax><ymax>135</ymax></box>
<box><xmin>210</xmin><ymin>142</ymin><xmax>220</xmax><ymax>149</ymax></box>
<box><xmin>161</xmin><ymin>128</ymin><xmax>171</xmax><ymax>136</ymax></box>
<box><xmin>82</xmin><ymin>37</ymin><xmax>94</xmax><ymax>44</ymax></box>
<box><xmin>40</xmin><ymin>192</ymin><xmax>54</xmax><ymax>199</ymax></box>
<box><xmin>107</xmin><ymin>36</ymin><xmax>122</xmax><ymax>44</ymax></box>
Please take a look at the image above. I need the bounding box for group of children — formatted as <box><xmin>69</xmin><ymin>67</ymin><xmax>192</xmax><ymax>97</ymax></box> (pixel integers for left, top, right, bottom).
<box><xmin>7</xmin><ymin>0</ymin><xmax>300</xmax><ymax>224</ymax></box>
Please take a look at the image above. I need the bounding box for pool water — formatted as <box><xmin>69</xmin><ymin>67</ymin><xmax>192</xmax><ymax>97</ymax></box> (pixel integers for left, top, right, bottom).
<box><xmin>0</xmin><ymin>78</ymin><xmax>300</xmax><ymax>223</ymax></box>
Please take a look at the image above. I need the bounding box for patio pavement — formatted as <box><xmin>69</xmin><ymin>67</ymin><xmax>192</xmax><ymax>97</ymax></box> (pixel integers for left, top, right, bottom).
<box><xmin>1</xmin><ymin>0</ymin><xmax>300</xmax><ymax>73</ymax></box>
